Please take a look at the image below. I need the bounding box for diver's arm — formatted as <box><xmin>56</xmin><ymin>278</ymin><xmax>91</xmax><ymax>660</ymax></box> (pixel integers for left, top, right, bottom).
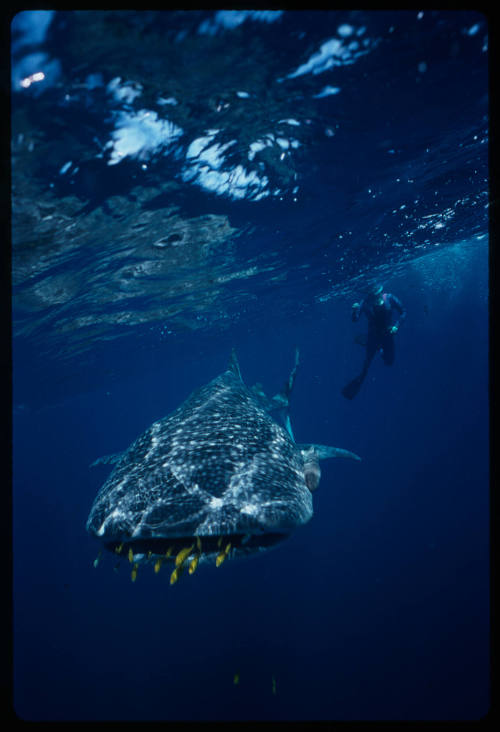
<box><xmin>388</xmin><ymin>294</ymin><xmax>406</xmax><ymax>331</ymax></box>
<box><xmin>351</xmin><ymin>298</ymin><xmax>365</xmax><ymax>322</ymax></box>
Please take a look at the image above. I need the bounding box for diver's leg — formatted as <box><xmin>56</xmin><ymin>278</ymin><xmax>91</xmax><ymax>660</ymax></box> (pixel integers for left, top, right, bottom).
<box><xmin>359</xmin><ymin>338</ymin><xmax>378</xmax><ymax>377</ymax></box>
<box><xmin>341</xmin><ymin>337</ymin><xmax>378</xmax><ymax>399</ymax></box>
<box><xmin>381</xmin><ymin>334</ymin><xmax>395</xmax><ymax>365</ymax></box>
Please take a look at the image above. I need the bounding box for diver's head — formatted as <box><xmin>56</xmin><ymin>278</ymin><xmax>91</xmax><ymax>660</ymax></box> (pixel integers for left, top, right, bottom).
<box><xmin>365</xmin><ymin>283</ymin><xmax>384</xmax><ymax>306</ymax></box>
<box><xmin>367</xmin><ymin>283</ymin><xmax>383</xmax><ymax>297</ymax></box>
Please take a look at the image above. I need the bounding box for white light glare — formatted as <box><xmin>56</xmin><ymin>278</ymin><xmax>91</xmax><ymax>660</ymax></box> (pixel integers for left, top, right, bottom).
<box><xmin>20</xmin><ymin>71</ymin><xmax>45</xmax><ymax>88</ymax></box>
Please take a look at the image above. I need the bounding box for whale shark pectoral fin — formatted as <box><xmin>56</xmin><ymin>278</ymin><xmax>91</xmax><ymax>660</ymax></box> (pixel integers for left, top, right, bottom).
<box><xmin>228</xmin><ymin>348</ymin><xmax>243</xmax><ymax>381</ymax></box>
<box><xmin>297</xmin><ymin>444</ymin><xmax>362</xmax><ymax>462</ymax></box>
<box><xmin>90</xmin><ymin>452</ymin><xmax>124</xmax><ymax>468</ymax></box>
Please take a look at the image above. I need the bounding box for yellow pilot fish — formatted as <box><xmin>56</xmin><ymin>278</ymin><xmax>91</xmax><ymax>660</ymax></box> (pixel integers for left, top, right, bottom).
<box><xmin>154</xmin><ymin>557</ymin><xmax>163</xmax><ymax>574</ymax></box>
<box><xmin>216</xmin><ymin>542</ymin><xmax>231</xmax><ymax>567</ymax></box>
<box><xmin>188</xmin><ymin>554</ymin><xmax>200</xmax><ymax>575</ymax></box>
<box><xmin>175</xmin><ymin>544</ymin><xmax>194</xmax><ymax>568</ymax></box>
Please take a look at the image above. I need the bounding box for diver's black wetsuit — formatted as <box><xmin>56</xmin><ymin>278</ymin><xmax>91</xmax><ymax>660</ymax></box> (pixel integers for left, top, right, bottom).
<box><xmin>342</xmin><ymin>292</ymin><xmax>405</xmax><ymax>399</ymax></box>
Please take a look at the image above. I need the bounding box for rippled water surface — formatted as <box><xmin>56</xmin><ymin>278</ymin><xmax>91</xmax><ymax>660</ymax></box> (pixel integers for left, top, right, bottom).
<box><xmin>12</xmin><ymin>10</ymin><xmax>488</xmax><ymax>390</ymax></box>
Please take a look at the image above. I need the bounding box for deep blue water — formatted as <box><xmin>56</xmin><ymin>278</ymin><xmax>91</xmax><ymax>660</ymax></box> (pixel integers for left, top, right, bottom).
<box><xmin>11</xmin><ymin>10</ymin><xmax>489</xmax><ymax>721</ymax></box>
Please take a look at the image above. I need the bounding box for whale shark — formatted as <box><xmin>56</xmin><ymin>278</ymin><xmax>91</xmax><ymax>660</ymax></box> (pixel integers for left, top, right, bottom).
<box><xmin>86</xmin><ymin>349</ymin><xmax>361</xmax><ymax>582</ymax></box>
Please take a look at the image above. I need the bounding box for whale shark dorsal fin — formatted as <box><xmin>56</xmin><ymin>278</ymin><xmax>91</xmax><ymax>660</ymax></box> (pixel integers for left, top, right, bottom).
<box><xmin>228</xmin><ymin>348</ymin><xmax>243</xmax><ymax>381</ymax></box>
<box><xmin>297</xmin><ymin>443</ymin><xmax>362</xmax><ymax>462</ymax></box>
<box><xmin>267</xmin><ymin>347</ymin><xmax>300</xmax><ymax>439</ymax></box>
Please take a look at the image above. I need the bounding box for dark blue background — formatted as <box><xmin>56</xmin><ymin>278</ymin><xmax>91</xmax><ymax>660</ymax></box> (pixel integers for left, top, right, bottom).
<box><xmin>13</xmin><ymin>243</ymin><xmax>489</xmax><ymax>720</ymax></box>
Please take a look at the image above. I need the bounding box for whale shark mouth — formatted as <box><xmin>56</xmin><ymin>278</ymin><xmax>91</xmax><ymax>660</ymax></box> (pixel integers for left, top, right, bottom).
<box><xmin>97</xmin><ymin>531</ymin><xmax>290</xmax><ymax>583</ymax></box>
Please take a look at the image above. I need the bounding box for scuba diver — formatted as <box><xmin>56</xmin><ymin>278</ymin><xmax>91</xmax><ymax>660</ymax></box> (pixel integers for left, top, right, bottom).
<box><xmin>341</xmin><ymin>284</ymin><xmax>406</xmax><ymax>400</ymax></box>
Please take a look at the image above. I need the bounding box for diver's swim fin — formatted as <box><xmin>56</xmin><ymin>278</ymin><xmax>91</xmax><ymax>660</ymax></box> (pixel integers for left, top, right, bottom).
<box><xmin>341</xmin><ymin>376</ymin><xmax>363</xmax><ymax>400</ymax></box>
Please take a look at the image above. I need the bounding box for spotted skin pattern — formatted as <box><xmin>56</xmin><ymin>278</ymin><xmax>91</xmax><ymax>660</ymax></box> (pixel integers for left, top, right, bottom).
<box><xmin>86</xmin><ymin>352</ymin><xmax>360</xmax><ymax>571</ymax></box>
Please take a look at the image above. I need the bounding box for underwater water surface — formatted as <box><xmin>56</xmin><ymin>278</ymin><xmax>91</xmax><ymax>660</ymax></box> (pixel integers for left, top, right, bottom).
<box><xmin>11</xmin><ymin>10</ymin><xmax>489</xmax><ymax>721</ymax></box>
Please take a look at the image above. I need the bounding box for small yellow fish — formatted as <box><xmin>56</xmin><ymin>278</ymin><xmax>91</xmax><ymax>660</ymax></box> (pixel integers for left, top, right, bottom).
<box><xmin>115</xmin><ymin>543</ymin><xmax>124</xmax><ymax>554</ymax></box>
<box><xmin>175</xmin><ymin>545</ymin><xmax>194</xmax><ymax>568</ymax></box>
<box><xmin>196</xmin><ymin>536</ymin><xmax>202</xmax><ymax>552</ymax></box>
<box><xmin>93</xmin><ymin>551</ymin><xmax>102</xmax><ymax>569</ymax></box>
<box><xmin>128</xmin><ymin>548</ymin><xmax>134</xmax><ymax>563</ymax></box>
<box><xmin>188</xmin><ymin>554</ymin><xmax>200</xmax><ymax>575</ymax></box>
<box><xmin>216</xmin><ymin>542</ymin><xmax>232</xmax><ymax>567</ymax></box>
<box><xmin>170</xmin><ymin>567</ymin><xmax>180</xmax><ymax>585</ymax></box>
<box><xmin>131</xmin><ymin>563</ymin><xmax>138</xmax><ymax>582</ymax></box>
<box><xmin>215</xmin><ymin>547</ymin><xmax>226</xmax><ymax>567</ymax></box>
<box><xmin>165</xmin><ymin>546</ymin><xmax>173</xmax><ymax>558</ymax></box>
<box><xmin>215</xmin><ymin>551</ymin><xmax>226</xmax><ymax>567</ymax></box>
<box><xmin>233</xmin><ymin>672</ymin><xmax>240</xmax><ymax>685</ymax></box>
<box><xmin>154</xmin><ymin>558</ymin><xmax>163</xmax><ymax>574</ymax></box>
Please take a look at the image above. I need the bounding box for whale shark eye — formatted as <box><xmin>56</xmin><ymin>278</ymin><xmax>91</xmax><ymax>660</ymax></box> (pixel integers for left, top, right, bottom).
<box><xmin>304</xmin><ymin>457</ymin><xmax>321</xmax><ymax>492</ymax></box>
